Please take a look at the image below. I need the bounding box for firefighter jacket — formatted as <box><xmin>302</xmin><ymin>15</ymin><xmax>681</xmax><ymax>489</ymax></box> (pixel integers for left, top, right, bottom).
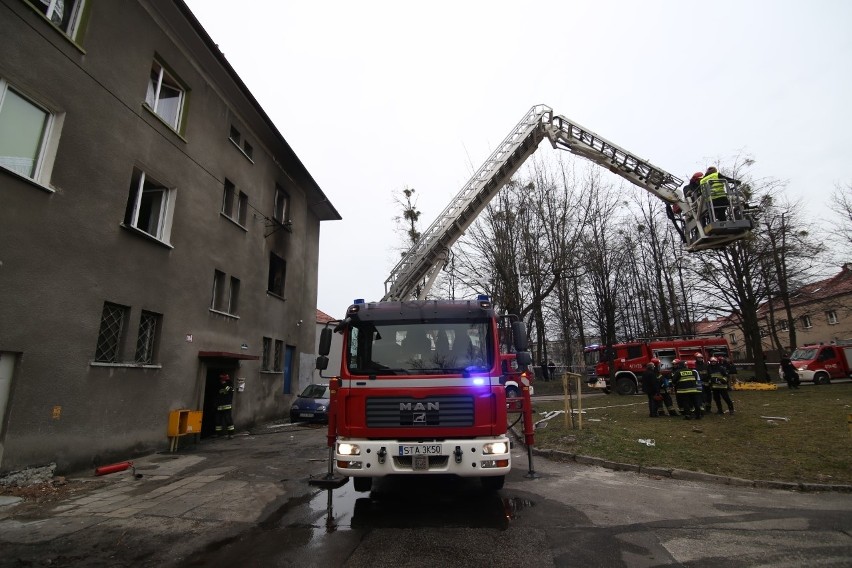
<box><xmin>708</xmin><ymin>367</ymin><xmax>729</xmax><ymax>390</ymax></box>
<box><xmin>700</xmin><ymin>171</ymin><xmax>727</xmax><ymax>200</ymax></box>
<box><xmin>217</xmin><ymin>381</ymin><xmax>234</xmax><ymax>411</ymax></box>
<box><xmin>672</xmin><ymin>368</ymin><xmax>700</xmax><ymax>393</ymax></box>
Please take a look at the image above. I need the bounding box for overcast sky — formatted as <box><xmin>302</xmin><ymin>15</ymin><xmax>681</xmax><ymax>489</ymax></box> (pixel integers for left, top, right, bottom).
<box><xmin>184</xmin><ymin>0</ymin><xmax>852</xmax><ymax>318</ymax></box>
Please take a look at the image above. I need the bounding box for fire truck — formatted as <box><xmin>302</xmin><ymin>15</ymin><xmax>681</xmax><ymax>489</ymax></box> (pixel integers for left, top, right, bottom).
<box><xmin>585</xmin><ymin>336</ymin><xmax>732</xmax><ymax>395</ymax></box>
<box><xmin>315</xmin><ymin>104</ymin><xmax>755</xmax><ymax>492</ymax></box>
<box><xmin>784</xmin><ymin>342</ymin><xmax>852</xmax><ymax>384</ymax></box>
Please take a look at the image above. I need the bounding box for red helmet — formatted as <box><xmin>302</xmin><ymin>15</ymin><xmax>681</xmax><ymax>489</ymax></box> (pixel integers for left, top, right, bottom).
<box><xmin>650</xmin><ymin>358</ymin><xmax>660</xmax><ymax>365</ymax></box>
<box><xmin>691</xmin><ymin>172</ymin><xmax>703</xmax><ymax>181</ymax></box>
<box><xmin>672</xmin><ymin>358</ymin><xmax>682</xmax><ymax>366</ymax></box>
<box><xmin>709</xmin><ymin>357</ymin><xmax>718</xmax><ymax>363</ymax></box>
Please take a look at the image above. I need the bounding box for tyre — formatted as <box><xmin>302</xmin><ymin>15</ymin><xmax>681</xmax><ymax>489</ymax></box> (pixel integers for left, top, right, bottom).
<box><xmin>353</xmin><ymin>476</ymin><xmax>372</xmax><ymax>493</ymax></box>
<box><xmin>615</xmin><ymin>377</ymin><xmax>637</xmax><ymax>396</ymax></box>
<box><xmin>814</xmin><ymin>372</ymin><xmax>831</xmax><ymax>385</ymax></box>
<box><xmin>481</xmin><ymin>475</ymin><xmax>505</xmax><ymax>491</ymax></box>
<box><xmin>505</xmin><ymin>386</ymin><xmax>520</xmax><ymax>399</ymax></box>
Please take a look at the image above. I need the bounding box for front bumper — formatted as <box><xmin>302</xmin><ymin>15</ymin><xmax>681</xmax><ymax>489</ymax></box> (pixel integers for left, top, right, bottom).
<box><xmin>334</xmin><ymin>436</ymin><xmax>511</xmax><ymax>478</ymax></box>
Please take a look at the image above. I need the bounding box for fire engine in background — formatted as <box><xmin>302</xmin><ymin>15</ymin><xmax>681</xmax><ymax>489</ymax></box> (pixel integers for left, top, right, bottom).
<box><xmin>585</xmin><ymin>336</ymin><xmax>732</xmax><ymax>395</ymax></box>
<box><xmin>315</xmin><ymin>104</ymin><xmax>755</xmax><ymax>492</ymax></box>
<box><xmin>784</xmin><ymin>342</ymin><xmax>852</xmax><ymax>385</ymax></box>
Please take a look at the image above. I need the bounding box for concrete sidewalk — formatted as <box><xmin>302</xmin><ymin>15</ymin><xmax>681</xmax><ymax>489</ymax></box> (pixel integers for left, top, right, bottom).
<box><xmin>0</xmin><ymin>421</ymin><xmax>329</xmax><ymax>567</ymax></box>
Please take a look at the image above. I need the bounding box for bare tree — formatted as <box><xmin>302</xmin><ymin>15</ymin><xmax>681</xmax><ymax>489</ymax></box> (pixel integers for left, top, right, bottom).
<box><xmin>831</xmin><ymin>182</ymin><xmax>852</xmax><ymax>250</ymax></box>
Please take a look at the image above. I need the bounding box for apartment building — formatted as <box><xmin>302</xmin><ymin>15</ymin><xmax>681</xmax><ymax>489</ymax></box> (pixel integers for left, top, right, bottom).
<box><xmin>0</xmin><ymin>0</ymin><xmax>340</xmax><ymax>472</ymax></box>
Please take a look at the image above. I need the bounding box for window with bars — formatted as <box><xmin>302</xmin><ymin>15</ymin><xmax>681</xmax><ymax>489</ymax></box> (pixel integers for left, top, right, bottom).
<box><xmin>262</xmin><ymin>337</ymin><xmax>272</xmax><ymax>370</ymax></box>
<box><xmin>273</xmin><ymin>340</ymin><xmax>284</xmax><ymax>372</ymax></box>
<box><xmin>95</xmin><ymin>302</ymin><xmax>129</xmax><ymax>362</ymax></box>
<box><xmin>135</xmin><ymin>311</ymin><xmax>161</xmax><ymax>364</ymax></box>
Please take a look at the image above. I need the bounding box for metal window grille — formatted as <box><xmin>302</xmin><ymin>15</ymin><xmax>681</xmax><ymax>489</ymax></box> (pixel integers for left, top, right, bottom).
<box><xmin>273</xmin><ymin>340</ymin><xmax>283</xmax><ymax>372</ymax></box>
<box><xmin>95</xmin><ymin>302</ymin><xmax>127</xmax><ymax>362</ymax></box>
<box><xmin>135</xmin><ymin>311</ymin><xmax>160</xmax><ymax>364</ymax></box>
<box><xmin>262</xmin><ymin>337</ymin><xmax>272</xmax><ymax>370</ymax></box>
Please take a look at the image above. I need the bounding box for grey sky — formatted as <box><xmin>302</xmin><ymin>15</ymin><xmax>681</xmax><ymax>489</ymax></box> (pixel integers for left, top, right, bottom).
<box><xmin>184</xmin><ymin>0</ymin><xmax>852</xmax><ymax>318</ymax></box>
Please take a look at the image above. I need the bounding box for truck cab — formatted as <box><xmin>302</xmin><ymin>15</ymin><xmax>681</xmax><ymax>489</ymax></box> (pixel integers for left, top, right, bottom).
<box><xmin>787</xmin><ymin>344</ymin><xmax>852</xmax><ymax>384</ymax></box>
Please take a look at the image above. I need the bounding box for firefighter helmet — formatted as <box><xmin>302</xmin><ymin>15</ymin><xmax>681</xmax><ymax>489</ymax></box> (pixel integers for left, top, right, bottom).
<box><xmin>691</xmin><ymin>171</ymin><xmax>703</xmax><ymax>181</ymax></box>
<box><xmin>709</xmin><ymin>357</ymin><xmax>718</xmax><ymax>363</ymax></box>
<box><xmin>672</xmin><ymin>358</ymin><xmax>682</xmax><ymax>366</ymax></box>
<box><xmin>695</xmin><ymin>353</ymin><xmax>704</xmax><ymax>359</ymax></box>
<box><xmin>650</xmin><ymin>357</ymin><xmax>660</xmax><ymax>365</ymax></box>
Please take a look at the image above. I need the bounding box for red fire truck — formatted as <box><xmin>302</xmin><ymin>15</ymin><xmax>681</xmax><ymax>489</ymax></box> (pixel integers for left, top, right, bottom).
<box><xmin>785</xmin><ymin>343</ymin><xmax>852</xmax><ymax>384</ymax></box>
<box><xmin>585</xmin><ymin>336</ymin><xmax>732</xmax><ymax>395</ymax></box>
<box><xmin>316</xmin><ymin>296</ymin><xmax>531</xmax><ymax>492</ymax></box>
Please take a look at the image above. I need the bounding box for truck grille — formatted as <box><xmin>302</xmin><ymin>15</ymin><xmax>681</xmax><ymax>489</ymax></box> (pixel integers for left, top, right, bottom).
<box><xmin>365</xmin><ymin>396</ymin><xmax>474</xmax><ymax>428</ymax></box>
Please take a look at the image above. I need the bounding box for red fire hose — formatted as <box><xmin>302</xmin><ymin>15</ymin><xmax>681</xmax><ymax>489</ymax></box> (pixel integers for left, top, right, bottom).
<box><xmin>94</xmin><ymin>461</ymin><xmax>133</xmax><ymax>476</ymax></box>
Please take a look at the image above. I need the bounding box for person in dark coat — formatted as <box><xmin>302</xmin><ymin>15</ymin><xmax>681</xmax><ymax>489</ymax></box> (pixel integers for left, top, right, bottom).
<box><xmin>216</xmin><ymin>372</ymin><xmax>235</xmax><ymax>437</ymax></box>
<box><xmin>780</xmin><ymin>356</ymin><xmax>801</xmax><ymax>389</ymax></box>
<box><xmin>640</xmin><ymin>362</ymin><xmax>661</xmax><ymax>418</ymax></box>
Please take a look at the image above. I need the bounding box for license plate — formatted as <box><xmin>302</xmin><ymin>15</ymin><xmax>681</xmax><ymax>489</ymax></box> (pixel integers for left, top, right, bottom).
<box><xmin>299</xmin><ymin>412</ymin><xmax>314</xmax><ymax>418</ymax></box>
<box><xmin>398</xmin><ymin>444</ymin><xmax>442</xmax><ymax>456</ymax></box>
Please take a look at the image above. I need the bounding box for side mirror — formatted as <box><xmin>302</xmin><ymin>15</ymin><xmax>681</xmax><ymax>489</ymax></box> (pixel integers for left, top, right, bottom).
<box><xmin>315</xmin><ymin>355</ymin><xmax>329</xmax><ymax>371</ymax></box>
<box><xmin>318</xmin><ymin>327</ymin><xmax>333</xmax><ymax>356</ymax></box>
<box><xmin>511</xmin><ymin>321</ymin><xmax>529</xmax><ymax>351</ymax></box>
<box><xmin>516</xmin><ymin>351</ymin><xmax>532</xmax><ymax>367</ymax></box>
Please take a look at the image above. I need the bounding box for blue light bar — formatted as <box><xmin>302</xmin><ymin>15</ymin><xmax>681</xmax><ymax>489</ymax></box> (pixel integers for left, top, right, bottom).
<box><xmin>477</xmin><ymin>294</ymin><xmax>490</xmax><ymax>302</ymax></box>
<box><xmin>353</xmin><ymin>299</ymin><xmax>365</xmax><ymax>305</ymax></box>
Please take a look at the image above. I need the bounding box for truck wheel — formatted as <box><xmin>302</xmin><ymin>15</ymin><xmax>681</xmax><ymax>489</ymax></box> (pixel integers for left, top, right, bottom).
<box><xmin>353</xmin><ymin>477</ymin><xmax>372</xmax><ymax>492</ymax></box>
<box><xmin>505</xmin><ymin>386</ymin><xmax>520</xmax><ymax>399</ymax></box>
<box><xmin>481</xmin><ymin>475</ymin><xmax>505</xmax><ymax>491</ymax></box>
<box><xmin>615</xmin><ymin>377</ymin><xmax>636</xmax><ymax>396</ymax></box>
<box><xmin>814</xmin><ymin>372</ymin><xmax>831</xmax><ymax>385</ymax></box>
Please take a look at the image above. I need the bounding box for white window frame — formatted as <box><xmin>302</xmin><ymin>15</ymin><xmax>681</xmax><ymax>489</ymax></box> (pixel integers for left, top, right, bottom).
<box><xmin>826</xmin><ymin>310</ymin><xmax>838</xmax><ymax>325</ymax></box>
<box><xmin>801</xmin><ymin>315</ymin><xmax>812</xmax><ymax>329</ymax></box>
<box><xmin>124</xmin><ymin>168</ymin><xmax>176</xmax><ymax>244</ymax></box>
<box><xmin>0</xmin><ymin>79</ymin><xmax>62</xmax><ymax>187</ymax></box>
<box><xmin>28</xmin><ymin>0</ymin><xmax>87</xmax><ymax>39</ymax></box>
<box><xmin>145</xmin><ymin>60</ymin><xmax>185</xmax><ymax>130</ymax></box>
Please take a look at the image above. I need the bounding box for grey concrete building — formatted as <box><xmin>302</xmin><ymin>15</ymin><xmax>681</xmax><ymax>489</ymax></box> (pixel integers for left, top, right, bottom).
<box><xmin>0</xmin><ymin>0</ymin><xmax>340</xmax><ymax>473</ymax></box>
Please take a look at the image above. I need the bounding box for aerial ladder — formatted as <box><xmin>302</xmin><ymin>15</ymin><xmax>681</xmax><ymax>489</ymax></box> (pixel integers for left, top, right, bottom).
<box><xmin>383</xmin><ymin>104</ymin><xmax>755</xmax><ymax>302</ymax></box>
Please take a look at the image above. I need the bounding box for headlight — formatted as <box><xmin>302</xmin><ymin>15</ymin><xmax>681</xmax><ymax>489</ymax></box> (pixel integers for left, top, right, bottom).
<box><xmin>482</xmin><ymin>442</ymin><xmax>508</xmax><ymax>455</ymax></box>
<box><xmin>316</xmin><ymin>405</ymin><xmax>327</xmax><ymax>412</ymax></box>
<box><xmin>337</xmin><ymin>442</ymin><xmax>360</xmax><ymax>456</ymax></box>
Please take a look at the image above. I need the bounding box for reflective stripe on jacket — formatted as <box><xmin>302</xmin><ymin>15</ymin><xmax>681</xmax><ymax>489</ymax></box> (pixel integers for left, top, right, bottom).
<box><xmin>673</xmin><ymin>368</ymin><xmax>699</xmax><ymax>393</ymax></box>
<box><xmin>709</xmin><ymin>370</ymin><xmax>728</xmax><ymax>390</ymax></box>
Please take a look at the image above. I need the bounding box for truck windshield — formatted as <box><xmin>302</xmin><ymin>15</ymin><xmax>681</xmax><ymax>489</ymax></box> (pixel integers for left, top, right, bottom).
<box><xmin>347</xmin><ymin>321</ymin><xmax>492</xmax><ymax>375</ymax></box>
<box><xmin>790</xmin><ymin>348</ymin><xmax>817</xmax><ymax>361</ymax></box>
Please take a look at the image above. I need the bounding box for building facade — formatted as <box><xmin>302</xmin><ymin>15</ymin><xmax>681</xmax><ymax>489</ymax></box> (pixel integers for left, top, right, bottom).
<box><xmin>0</xmin><ymin>0</ymin><xmax>340</xmax><ymax>473</ymax></box>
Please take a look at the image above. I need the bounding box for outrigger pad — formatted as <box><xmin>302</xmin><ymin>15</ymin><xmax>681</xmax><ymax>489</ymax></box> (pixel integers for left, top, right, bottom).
<box><xmin>308</xmin><ymin>473</ymin><xmax>349</xmax><ymax>489</ymax></box>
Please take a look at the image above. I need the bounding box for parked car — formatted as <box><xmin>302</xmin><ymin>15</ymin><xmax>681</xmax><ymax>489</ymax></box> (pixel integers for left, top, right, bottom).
<box><xmin>290</xmin><ymin>383</ymin><xmax>330</xmax><ymax>423</ymax></box>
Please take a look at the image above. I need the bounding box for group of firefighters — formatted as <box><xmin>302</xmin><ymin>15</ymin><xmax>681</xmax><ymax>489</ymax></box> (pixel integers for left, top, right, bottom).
<box><xmin>640</xmin><ymin>353</ymin><xmax>736</xmax><ymax>420</ymax></box>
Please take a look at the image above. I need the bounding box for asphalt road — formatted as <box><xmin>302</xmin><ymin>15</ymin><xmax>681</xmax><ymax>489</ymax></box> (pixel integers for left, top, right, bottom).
<box><xmin>1</xmin><ymin>422</ymin><xmax>851</xmax><ymax>567</ymax></box>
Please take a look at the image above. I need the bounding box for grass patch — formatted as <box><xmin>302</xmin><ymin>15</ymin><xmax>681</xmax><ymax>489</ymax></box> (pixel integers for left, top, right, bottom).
<box><xmin>528</xmin><ymin>383</ymin><xmax>852</xmax><ymax>484</ymax></box>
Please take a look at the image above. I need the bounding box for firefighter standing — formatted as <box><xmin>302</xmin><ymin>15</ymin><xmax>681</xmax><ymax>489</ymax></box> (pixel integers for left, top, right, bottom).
<box><xmin>693</xmin><ymin>353</ymin><xmax>712</xmax><ymax>413</ymax></box>
<box><xmin>671</xmin><ymin>359</ymin><xmax>702</xmax><ymax>420</ymax></box>
<box><xmin>640</xmin><ymin>362</ymin><xmax>661</xmax><ymax>418</ymax></box>
<box><xmin>708</xmin><ymin>357</ymin><xmax>735</xmax><ymax>415</ymax></box>
<box><xmin>780</xmin><ymin>356</ymin><xmax>801</xmax><ymax>389</ymax></box>
<box><xmin>216</xmin><ymin>372</ymin><xmax>235</xmax><ymax>438</ymax></box>
<box><xmin>652</xmin><ymin>358</ymin><xmax>679</xmax><ymax>417</ymax></box>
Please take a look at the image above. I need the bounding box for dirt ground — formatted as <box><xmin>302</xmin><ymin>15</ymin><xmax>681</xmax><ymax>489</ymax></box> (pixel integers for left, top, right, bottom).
<box><xmin>0</xmin><ymin>479</ymin><xmax>106</xmax><ymax>517</ymax></box>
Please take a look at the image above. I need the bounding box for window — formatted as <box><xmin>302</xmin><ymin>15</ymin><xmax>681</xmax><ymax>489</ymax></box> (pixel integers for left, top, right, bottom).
<box><xmin>0</xmin><ymin>81</ymin><xmax>51</xmax><ymax>180</ymax></box>
<box><xmin>27</xmin><ymin>0</ymin><xmax>87</xmax><ymax>38</ymax></box>
<box><xmin>221</xmin><ymin>180</ymin><xmax>248</xmax><ymax>226</ymax></box>
<box><xmin>268</xmin><ymin>253</ymin><xmax>286</xmax><ymax>297</ymax></box>
<box><xmin>801</xmin><ymin>315</ymin><xmax>812</xmax><ymax>329</ymax></box>
<box><xmin>211</xmin><ymin>270</ymin><xmax>240</xmax><ymax>315</ymax></box>
<box><xmin>124</xmin><ymin>168</ymin><xmax>175</xmax><ymax>242</ymax></box>
<box><xmin>95</xmin><ymin>302</ymin><xmax>129</xmax><ymax>363</ymax></box>
<box><xmin>145</xmin><ymin>60</ymin><xmax>185</xmax><ymax>130</ymax></box>
<box><xmin>135</xmin><ymin>310</ymin><xmax>161</xmax><ymax>364</ymax></box>
<box><xmin>779</xmin><ymin>319</ymin><xmax>788</xmax><ymax>331</ymax></box>
<box><xmin>262</xmin><ymin>337</ymin><xmax>272</xmax><ymax>370</ymax></box>
<box><xmin>826</xmin><ymin>310</ymin><xmax>838</xmax><ymax>325</ymax></box>
<box><xmin>273</xmin><ymin>184</ymin><xmax>290</xmax><ymax>224</ymax></box>
<box><xmin>729</xmin><ymin>333</ymin><xmax>737</xmax><ymax>345</ymax></box>
<box><xmin>273</xmin><ymin>340</ymin><xmax>284</xmax><ymax>372</ymax></box>
<box><xmin>229</xmin><ymin>125</ymin><xmax>254</xmax><ymax>159</ymax></box>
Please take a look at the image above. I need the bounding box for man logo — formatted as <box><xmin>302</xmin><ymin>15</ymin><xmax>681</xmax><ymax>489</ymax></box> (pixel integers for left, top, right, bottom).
<box><xmin>400</xmin><ymin>401</ymin><xmax>439</xmax><ymax>426</ymax></box>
